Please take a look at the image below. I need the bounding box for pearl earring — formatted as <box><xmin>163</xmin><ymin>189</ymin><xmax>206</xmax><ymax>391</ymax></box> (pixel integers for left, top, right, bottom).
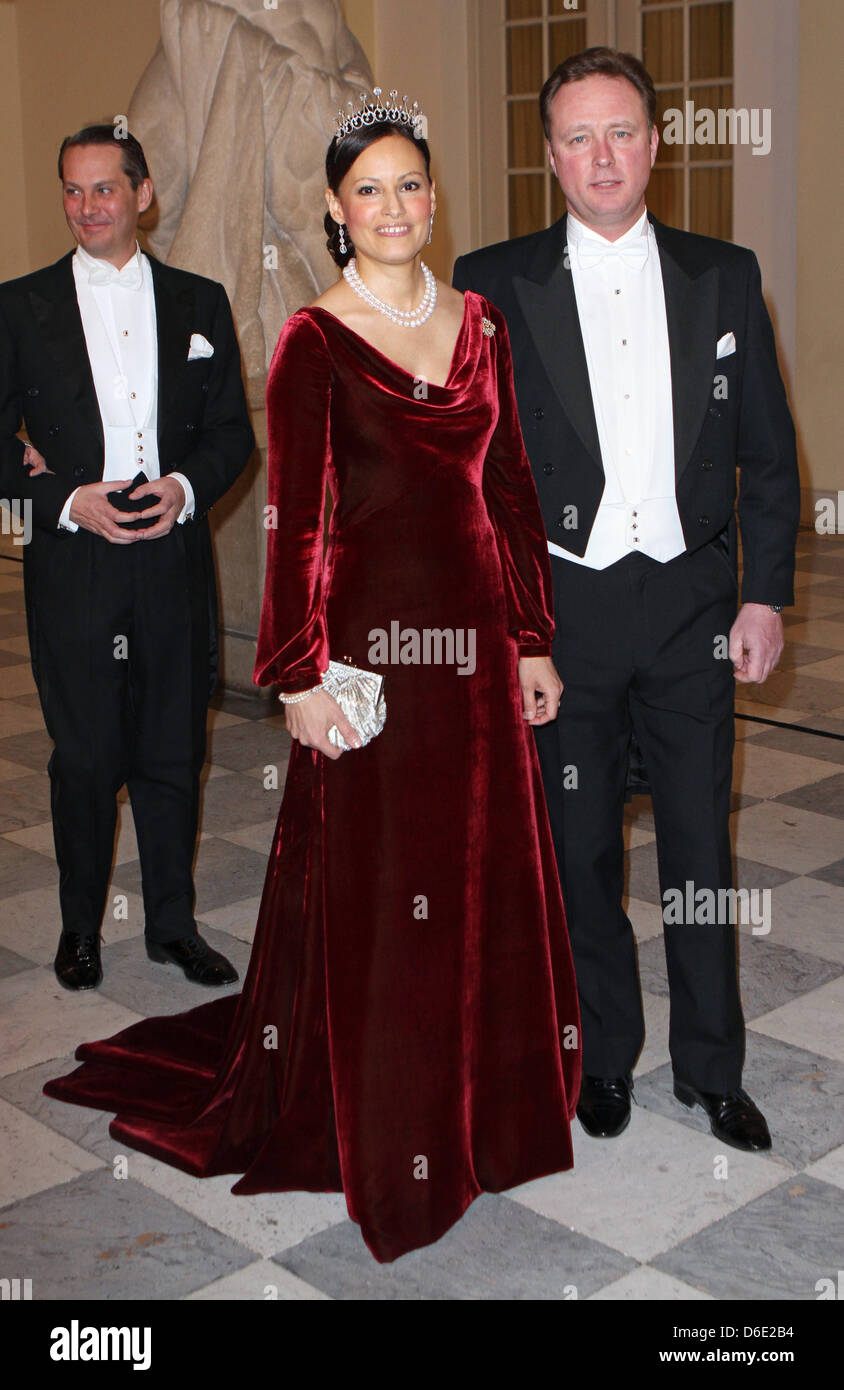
<box><xmin>338</xmin><ymin>223</ymin><xmax>347</xmax><ymax>254</ymax></box>
<box><xmin>427</xmin><ymin>211</ymin><xmax>434</xmax><ymax>245</ymax></box>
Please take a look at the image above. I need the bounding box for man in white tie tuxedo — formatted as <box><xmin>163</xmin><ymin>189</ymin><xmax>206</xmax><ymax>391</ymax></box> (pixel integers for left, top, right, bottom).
<box><xmin>0</xmin><ymin>125</ymin><xmax>255</xmax><ymax>990</ymax></box>
<box><xmin>454</xmin><ymin>49</ymin><xmax>800</xmax><ymax>1151</ymax></box>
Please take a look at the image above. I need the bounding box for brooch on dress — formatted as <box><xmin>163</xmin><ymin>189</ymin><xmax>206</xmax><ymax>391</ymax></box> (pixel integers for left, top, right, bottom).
<box><xmin>481</xmin><ymin>317</ymin><xmax>496</xmax><ymax>336</ymax></box>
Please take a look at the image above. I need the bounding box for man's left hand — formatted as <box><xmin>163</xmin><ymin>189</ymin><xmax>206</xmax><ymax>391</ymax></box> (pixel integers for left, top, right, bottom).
<box><xmin>728</xmin><ymin>602</ymin><xmax>784</xmax><ymax>684</ymax></box>
<box><xmin>130</xmin><ymin>475</ymin><xmax>186</xmax><ymax>539</ymax></box>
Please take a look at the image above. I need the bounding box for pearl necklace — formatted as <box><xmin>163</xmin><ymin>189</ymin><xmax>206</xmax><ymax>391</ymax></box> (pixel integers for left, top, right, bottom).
<box><xmin>342</xmin><ymin>257</ymin><xmax>437</xmax><ymax>328</ymax></box>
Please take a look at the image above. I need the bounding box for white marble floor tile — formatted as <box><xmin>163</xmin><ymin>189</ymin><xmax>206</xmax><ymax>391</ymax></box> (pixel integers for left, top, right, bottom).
<box><xmin>508</xmin><ymin>1108</ymin><xmax>789</xmax><ymax>1263</ymax></box>
<box><xmin>748</xmin><ymin>876</ymin><xmax>844</xmax><ymax>963</ymax></box>
<box><xmin>0</xmin><ymin>1095</ymin><xmax>103</xmax><ymax>1206</ymax></box>
<box><xmin>624</xmin><ymin>821</ymin><xmax>657</xmax><ymax>851</ymax></box>
<box><xmin>0</xmin><ymin>885</ymin><xmax>63</xmax><ymax>961</ymax></box>
<box><xmin>205</xmin><ymin>708</ymin><xmax>249</xmax><ymax>730</ymax></box>
<box><xmin>752</xmin><ymin>977</ymin><xmax>844</xmax><ymax>1062</ymax></box>
<box><xmin>636</xmin><ymin>992</ymin><xmax>672</xmax><ymax>1076</ymax></box>
<box><xmin>184</xmin><ymin>1258</ymin><xmax>330</xmax><ymax>1300</ymax></box>
<box><xmin>799</xmin><ymin>653</ymin><xmax>844</xmax><ymax>682</ymax></box>
<box><xmin>730</xmin><ymin>802</ymin><xmax>844</xmax><ymax>874</ymax></box>
<box><xmin>628</xmin><ymin>896</ymin><xmax>664</xmax><ymax>943</ymax></box>
<box><xmin>804</xmin><ymin>1143</ymin><xmax>844</xmax><ymax>1191</ymax></box>
<box><xmin>590</xmin><ymin>1265</ymin><xmax>713</xmax><ymax>1300</ymax></box>
<box><xmin>216</xmin><ymin>820</ymin><xmax>278</xmax><ymax>856</ymax></box>
<box><xmin>128</xmin><ymin>1152</ymin><xmax>349</xmax><ymax>1258</ymax></box>
<box><xmin>0</xmin><ymin>967</ymin><xmax>143</xmax><ymax>1077</ymax></box>
<box><xmin>733</xmin><ymin>741</ymin><xmax>840</xmax><ymax>800</ymax></box>
<box><xmin>3</xmin><ymin>820</ymin><xmax>55</xmax><ymax>858</ymax></box>
<box><xmin>113</xmin><ymin>803</ymin><xmax>139</xmax><ymax>865</ymax></box>
<box><xmin>196</xmin><ymin>896</ymin><xmax>262</xmax><ymax>944</ymax></box>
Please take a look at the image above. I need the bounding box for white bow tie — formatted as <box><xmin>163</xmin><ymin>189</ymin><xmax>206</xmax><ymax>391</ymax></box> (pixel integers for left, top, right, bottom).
<box><xmin>86</xmin><ymin>258</ymin><xmax>144</xmax><ymax>291</ymax></box>
<box><xmin>574</xmin><ymin>239</ymin><xmax>649</xmax><ymax>271</ymax></box>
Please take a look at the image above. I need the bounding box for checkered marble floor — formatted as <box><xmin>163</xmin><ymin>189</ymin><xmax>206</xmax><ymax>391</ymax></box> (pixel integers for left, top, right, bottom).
<box><xmin>0</xmin><ymin>533</ymin><xmax>842</xmax><ymax>1301</ymax></box>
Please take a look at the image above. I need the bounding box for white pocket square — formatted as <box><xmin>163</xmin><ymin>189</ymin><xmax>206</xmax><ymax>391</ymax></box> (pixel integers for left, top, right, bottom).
<box><xmin>188</xmin><ymin>333</ymin><xmax>214</xmax><ymax>361</ymax></box>
<box><xmin>716</xmin><ymin>331</ymin><xmax>736</xmax><ymax>359</ymax></box>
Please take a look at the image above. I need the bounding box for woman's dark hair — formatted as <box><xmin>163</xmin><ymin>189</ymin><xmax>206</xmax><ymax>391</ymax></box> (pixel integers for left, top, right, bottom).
<box><xmin>58</xmin><ymin>124</ymin><xmax>150</xmax><ymax>189</ymax></box>
<box><xmin>323</xmin><ymin>120</ymin><xmax>432</xmax><ymax>269</ymax></box>
<box><xmin>539</xmin><ymin>46</ymin><xmax>657</xmax><ymax>139</ymax></box>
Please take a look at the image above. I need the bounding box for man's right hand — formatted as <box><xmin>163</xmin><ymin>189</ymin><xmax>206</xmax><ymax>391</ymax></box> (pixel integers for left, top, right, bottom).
<box><xmin>68</xmin><ymin>480</ymin><xmax>142</xmax><ymax>544</ymax></box>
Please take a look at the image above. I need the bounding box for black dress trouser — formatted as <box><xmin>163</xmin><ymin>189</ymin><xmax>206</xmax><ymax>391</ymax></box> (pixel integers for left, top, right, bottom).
<box><xmin>27</xmin><ymin>527</ymin><xmax>210</xmax><ymax>943</ymax></box>
<box><xmin>533</xmin><ymin>539</ymin><xmax>745</xmax><ymax>1093</ymax></box>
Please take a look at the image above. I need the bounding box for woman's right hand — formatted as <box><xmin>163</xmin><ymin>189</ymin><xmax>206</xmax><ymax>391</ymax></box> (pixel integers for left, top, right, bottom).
<box><xmin>284</xmin><ymin>687</ymin><xmax>362</xmax><ymax>759</ymax></box>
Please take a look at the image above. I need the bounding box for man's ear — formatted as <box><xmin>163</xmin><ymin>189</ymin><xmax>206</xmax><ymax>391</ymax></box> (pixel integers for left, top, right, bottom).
<box><xmin>138</xmin><ymin>178</ymin><xmax>154</xmax><ymax>216</ymax></box>
<box><xmin>649</xmin><ymin>123</ymin><xmax>659</xmax><ymax>167</ymax></box>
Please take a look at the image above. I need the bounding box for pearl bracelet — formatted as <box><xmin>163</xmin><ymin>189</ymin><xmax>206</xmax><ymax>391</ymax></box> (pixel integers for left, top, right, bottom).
<box><xmin>278</xmin><ymin>685</ymin><xmax>320</xmax><ymax>705</ymax></box>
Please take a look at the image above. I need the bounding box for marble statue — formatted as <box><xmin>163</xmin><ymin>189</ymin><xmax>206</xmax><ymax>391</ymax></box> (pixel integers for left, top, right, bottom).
<box><xmin>129</xmin><ymin>0</ymin><xmax>373</xmax><ymax>379</ymax></box>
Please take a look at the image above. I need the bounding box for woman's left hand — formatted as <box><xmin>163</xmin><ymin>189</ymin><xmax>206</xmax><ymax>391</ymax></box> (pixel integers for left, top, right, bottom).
<box><xmin>518</xmin><ymin>655</ymin><xmax>563</xmax><ymax>726</ymax></box>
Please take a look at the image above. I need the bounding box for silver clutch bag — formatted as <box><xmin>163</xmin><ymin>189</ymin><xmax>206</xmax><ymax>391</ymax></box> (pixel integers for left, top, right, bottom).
<box><xmin>321</xmin><ymin>658</ymin><xmax>386</xmax><ymax>751</ymax></box>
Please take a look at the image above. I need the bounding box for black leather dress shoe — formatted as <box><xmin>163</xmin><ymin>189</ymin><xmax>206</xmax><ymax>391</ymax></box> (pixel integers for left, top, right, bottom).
<box><xmin>146</xmin><ymin>933</ymin><xmax>238</xmax><ymax>986</ymax></box>
<box><xmin>577</xmin><ymin>1074</ymin><xmax>634</xmax><ymax>1138</ymax></box>
<box><xmin>54</xmin><ymin>931</ymin><xmax>102</xmax><ymax>991</ymax></box>
<box><xmin>674</xmin><ymin>1080</ymin><xmax>772</xmax><ymax>1152</ymax></box>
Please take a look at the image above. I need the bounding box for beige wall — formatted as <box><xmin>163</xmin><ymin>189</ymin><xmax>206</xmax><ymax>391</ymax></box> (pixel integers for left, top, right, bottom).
<box><xmin>794</xmin><ymin>0</ymin><xmax>844</xmax><ymax>502</ymax></box>
<box><xmin>1</xmin><ymin>0</ymin><xmax>161</xmax><ymax>280</ymax></box>
<box><xmin>0</xmin><ymin>3</ymin><xmax>29</xmax><ymax>281</ymax></box>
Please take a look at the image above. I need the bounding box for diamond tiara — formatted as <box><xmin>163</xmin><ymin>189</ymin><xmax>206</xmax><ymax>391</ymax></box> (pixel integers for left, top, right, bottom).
<box><xmin>333</xmin><ymin>87</ymin><xmax>426</xmax><ymax>143</ymax></box>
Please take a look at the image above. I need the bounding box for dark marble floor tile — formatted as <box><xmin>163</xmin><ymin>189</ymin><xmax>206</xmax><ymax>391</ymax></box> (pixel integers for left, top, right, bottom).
<box><xmin>94</xmin><ymin>928</ymin><xmax>247</xmax><ymax>1017</ymax></box>
<box><xmin>0</xmin><ymin>1170</ymin><xmax>255</xmax><ymax>1300</ymax></box>
<box><xmin>636</xmin><ymin>934</ymin><xmax>842</xmax><ymax>1021</ymax></box>
<box><xmin>0</xmin><ymin>772</ymin><xmax>53</xmax><ymax>833</ymax></box>
<box><xmin>110</xmin><ymin>836</ymin><xmax>270</xmax><ymax>915</ymax></box>
<box><xmin>0</xmin><ymin>942</ymin><xmax>38</xmax><ymax>979</ymax></box>
<box><xmin>209</xmin><ymin>691</ymin><xmax>279</xmax><ymax>722</ymax></box>
<box><xmin>197</xmin><ymin>772</ymin><xmax>284</xmax><ymax>835</ymax></box>
<box><xmin>652</xmin><ymin>1176</ymin><xmax>844</xmax><ymax>1299</ymax></box>
<box><xmin>205</xmin><ymin>721</ymin><xmax>291</xmax><ymax>773</ymax></box>
<box><xmin>636</xmin><ymin>1033</ymin><xmax>844</xmax><ymax>1169</ymax></box>
<box><xmin>0</xmin><ymin>649</ymin><xmax>28</xmax><ymax>669</ymax></box>
<box><xmin>740</xmin><ymin>724</ymin><xmax>844</xmax><ymax>766</ymax></box>
<box><xmin>777</xmin><ymin>642</ymin><xmax>844</xmax><ymax>670</ymax></box>
<box><xmin>0</xmin><ymin>728</ymin><xmax>53</xmax><ymax>772</ymax></box>
<box><xmin>0</xmin><ymin>612</ymin><xmax>29</xmax><ymax>638</ymax></box>
<box><xmin>774</xmin><ymin>772</ymin><xmax>844</xmax><ymax>820</ymax></box>
<box><xmin>808</xmin><ymin>857</ymin><xmax>844</xmax><ymax>888</ymax></box>
<box><xmin>735</xmin><ymin>672</ymin><xmax>844</xmax><ymax>714</ymax></box>
<box><xmin>0</xmin><ymin>836</ymin><xmax>58</xmax><ymax>897</ymax></box>
<box><xmin>274</xmin><ymin>1192</ymin><xmax>635</xmax><ymax>1300</ymax></box>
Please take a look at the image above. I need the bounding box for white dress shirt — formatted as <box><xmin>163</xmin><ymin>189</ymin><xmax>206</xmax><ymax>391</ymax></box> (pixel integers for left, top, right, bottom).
<box><xmin>548</xmin><ymin>209</ymin><xmax>685</xmax><ymax>569</ymax></box>
<box><xmin>58</xmin><ymin>242</ymin><xmax>194</xmax><ymax>530</ymax></box>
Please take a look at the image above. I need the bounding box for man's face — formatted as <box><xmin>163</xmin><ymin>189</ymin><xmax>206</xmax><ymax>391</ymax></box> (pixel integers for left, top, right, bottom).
<box><xmin>546</xmin><ymin>74</ymin><xmax>658</xmax><ymax>238</ymax></box>
<box><xmin>61</xmin><ymin>144</ymin><xmax>152</xmax><ymax>267</ymax></box>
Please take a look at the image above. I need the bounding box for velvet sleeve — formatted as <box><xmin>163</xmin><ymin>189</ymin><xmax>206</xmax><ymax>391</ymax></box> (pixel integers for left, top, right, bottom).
<box><xmin>480</xmin><ymin>301</ymin><xmax>555</xmax><ymax>656</ymax></box>
<box><xmin>253</xmin><ymin>312</ymin><xmax>333</xmax><ymax>693</ymax></box>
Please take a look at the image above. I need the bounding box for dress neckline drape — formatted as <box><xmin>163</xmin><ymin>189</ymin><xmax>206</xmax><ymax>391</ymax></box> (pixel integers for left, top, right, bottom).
<box><xmin>305</xmin><ymin>291</ymin><xmax>479</xmax><ymax>395</ymax></box>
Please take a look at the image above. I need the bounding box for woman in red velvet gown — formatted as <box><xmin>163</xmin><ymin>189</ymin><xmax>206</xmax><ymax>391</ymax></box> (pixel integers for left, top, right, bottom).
<box><xmin>43</xmin><ymin>104</ymin><xmax>582</xmax><ymax>1264</ymax></box>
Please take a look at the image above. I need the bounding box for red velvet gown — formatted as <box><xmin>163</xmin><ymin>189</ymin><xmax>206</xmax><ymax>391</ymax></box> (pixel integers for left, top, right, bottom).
<box><xmin>43</xmin><ymin>291</ymin><xmax>582</xmax><ymax>1264</ymax></box>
